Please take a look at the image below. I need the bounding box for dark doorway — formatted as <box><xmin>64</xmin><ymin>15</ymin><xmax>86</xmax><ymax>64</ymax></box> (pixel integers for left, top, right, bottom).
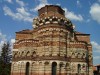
<box><xmin>52</xmin><ymin>62</ymin><xmax>57</xmax><ymax>75</ymax></box>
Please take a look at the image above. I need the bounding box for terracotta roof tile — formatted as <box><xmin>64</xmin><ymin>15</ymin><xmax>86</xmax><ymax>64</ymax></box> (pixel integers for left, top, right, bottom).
<box><xmin>75</xmin><ymin>31</ymin><xmax>90</xmax><ymax>35</ymax></box>
<box><xmin>16</xmin><ymin>29</ymin><xmax>33</xmax><ymax>34</ymax></box>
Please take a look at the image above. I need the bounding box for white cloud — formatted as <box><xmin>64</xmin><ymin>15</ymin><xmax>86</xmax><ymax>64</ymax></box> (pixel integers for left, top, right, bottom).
<box><xmin>91</xmin><ymin>41</ymin><xmax>100</xmax><ymax>53</ymax></box>
<box><xmin>0</xmin><ymin>31</ymin><xmax>6</xmax><ymax>41</ymax></box>
<box><xmin>86</xmin><ymin>19</ymin><xmax>91</xmax><ymax>23</ymax></box>
<box><xmin>93</xmin><ymin>56</ymin><xmax>100</xmax><ymax>60</ymax></box>
<box><xmin>77</xmin><ymin>0</ymin><xmax>80</xmax><ymax>5</ymax></box>
<box><xmin>10</xmin><ymin>39</ymin><xmax>15</xmax><ymax>50</ymax></box>
<box><xmin>3</xmin><ymin>6</ymin><xmax>34</xmax><ymax>22</ymax></box>
<box><xmin>5</xmin><ymin>0</ymin><xmax>13</xmax><ymax>3</ymax></box>
<box><xmin>34</xmin><ymin>0</ymin><xmax>49</xmax><ymax>11</ymax></box>
<box><xmin>16</xmin><ymin>0</ymin><xmax>25</xmax><ymax>7</ymax></box>
<box><xmin>39</xmin><ymin>0</ymin><xmax>48</xmax><ymax>3</ymax></box>
<box><xmin>90</xmin><ymin>3</ymin><xmax>100</xmax><ymax>24</ymax></box>
<box><xmin>34</xmin><ymin>4</ymin><xmax>46</xmax><ymax>11</ymax></box>
<box><xmin>11</xmin><ymin>39</ymin><xmax>15</xmax><ymax>44</ymax></box>
<box><xmin>3</xmin><ymin>0</ymin><xmax>83</xmax><ymax>22</ymax></box>
<box><xmin>56</xmin><ymin>3</ymin><xmax>61</xmax><ymax>6</ymax></box>
<box><xmin>3</xmin><ymin>0</ymin><xmax>35</xmax><ymax>22</ymax></box>
<box><xmin>91</xmin><ymin>41</ymin><xmax>100</xmax><ymax>65</ymax></box>
<box><xmin>77</xmin><ymin>0</ymin><xmax>81</xmax><ymax>7</ymax></box>
<box><xmin>63</xmin><ymin>8</ymin><xmax>83</xmax><ymax>21</ymax></box>
<box><xmin>16</xmin><ymin>7</ymin><xmax>30</xmax><ymax>17</ymax></box>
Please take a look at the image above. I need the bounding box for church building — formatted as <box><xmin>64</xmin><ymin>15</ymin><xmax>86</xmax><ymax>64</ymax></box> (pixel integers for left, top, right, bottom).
<box><xmin>11</xmin><ymin>5</ymin><xmax>93</xmax><ymax>75</ymax></box>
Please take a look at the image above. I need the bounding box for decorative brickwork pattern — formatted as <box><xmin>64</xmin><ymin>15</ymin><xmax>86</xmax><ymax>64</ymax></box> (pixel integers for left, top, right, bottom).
<box><xmin>11</xmin><ymin>5</ymin><xmax>93</xmax><ymax>75</ymax></box>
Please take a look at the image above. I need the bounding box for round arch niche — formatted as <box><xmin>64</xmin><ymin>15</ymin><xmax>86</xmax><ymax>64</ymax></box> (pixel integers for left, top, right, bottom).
<box><xmin>25</xmin><ymin>62</ymin><xmax>30</xmax><ymax>75</ymax></box>
<box><xmin>52</xmin><ymin>62</ymin><xmax>57</xmax><ymax>75</ymax></box>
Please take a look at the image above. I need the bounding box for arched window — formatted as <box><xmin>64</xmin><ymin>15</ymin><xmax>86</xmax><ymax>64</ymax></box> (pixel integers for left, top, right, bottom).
<box><xmin>66</xmin><ymin>63</ymin><xmax>70</xmax><ymax>69</ymax></box>
<box><xmin>77</xmin><ymin>53</ymin><xmax>81</xmax><ymax>58</ymax></box>
<box><xmin>14</xmin><ymin>53</ymin><xmax>17</xmax><ymax>58</ymax></box>
<box><xmin>82</xmin><ymin>53</ymin><xmax>85</xmax><ymax>58</ymax></box>
<box><xmin>21</xmin><ymin>51</ymin><xmax>24</xmax><ymax>58</ymax></box>
<box><xmin>32</xmin><ymin>51</ymin><xmax>36</xmax><ymax>57</ymax></box>
<box><xmin>77</xmin><ymin>64</ymin><xmax>81</xmax><ymax>74</ymax></box>
<box><xmin>18</xmin><ymin>52</ymin><xmax>20</xmax><ymax>57</ymax></box>
<box><xmin>82</xmin><ymin>64</ymin><xmax>85</xmax><ymax>70</ymax></box>
<box><xmin>25</xmin><ymin>62</ymin><xmax>30</xmax><ymax>75</ymax></box>
<box><xmin>26</xmin><ymin>51</ymin><xmax>30</xmax><ymax>57</ymax></box>
<box><xmin>31</xmin><ymin>62</ymin><xmax>35</xmax><ymax>74</ymax></box>
<box><xmin>72</xmin><ymin>53</ymin><xmax>75</xmax><ymax>58</ymax></box>
<box><xmin>52</xmin><ymin>62</ymin><xmax>57</xmax><ymax>75</ymax></box>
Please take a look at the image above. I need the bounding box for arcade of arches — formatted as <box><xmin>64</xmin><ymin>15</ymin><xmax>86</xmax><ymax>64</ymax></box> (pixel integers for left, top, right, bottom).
<box><xmin>11</xmin><ymin>61</ymin><xmax>88</xmax><ymax>75</ymax></box>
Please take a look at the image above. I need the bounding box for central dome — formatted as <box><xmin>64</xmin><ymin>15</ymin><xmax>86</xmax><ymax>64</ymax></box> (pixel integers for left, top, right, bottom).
<box><xmin>33</xmin><ymin>5</ymin><xmax>74</xmax><ymax>30</ymax></box>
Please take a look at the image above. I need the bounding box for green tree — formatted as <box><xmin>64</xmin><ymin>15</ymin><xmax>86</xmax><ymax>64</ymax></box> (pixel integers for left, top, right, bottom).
<box><xmin>0</xmin><ymin>42</ymin><xmax>12</xmax><ymax>75</ymax></box>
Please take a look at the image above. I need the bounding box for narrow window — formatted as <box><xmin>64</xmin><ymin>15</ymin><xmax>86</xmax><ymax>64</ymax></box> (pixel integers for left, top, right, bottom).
<box><xmin>78</xmin><ymin>64</ymin><xmax>81</xmax><ymax>74</ymax></box>
<box><xmin>25</xmin><ymin>62</ymin><xmax>30</xmax><ymax>75</ymax></box>
<box><xmin>52</xmin><ymin>62</ymin><xmax>57</xmax><ymax>75</ymax></box>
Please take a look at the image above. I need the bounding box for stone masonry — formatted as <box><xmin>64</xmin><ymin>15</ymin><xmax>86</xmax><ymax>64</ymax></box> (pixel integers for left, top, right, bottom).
<box><xmin>11</xmin><ymin>5</ymin><xmax>93</xmax><ymax>75</ymax></box>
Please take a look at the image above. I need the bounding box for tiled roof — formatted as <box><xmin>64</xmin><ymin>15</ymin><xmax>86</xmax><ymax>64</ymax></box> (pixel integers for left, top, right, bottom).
<box><xmin>75</xmin><ymin>31</ymin><xmax>90</xmax><ymax>35</ymax></box>
<box><xmin>16</xmin><ymin>29</ymin><xmax>33</xmax><ymax>34</ymax></box>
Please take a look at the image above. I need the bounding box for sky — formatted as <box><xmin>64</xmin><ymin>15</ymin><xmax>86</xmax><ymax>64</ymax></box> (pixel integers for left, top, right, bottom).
<box><xmin>0</xmin><ymin>0</ymin><xmax>100</xmax><ymax>65</ymax></box>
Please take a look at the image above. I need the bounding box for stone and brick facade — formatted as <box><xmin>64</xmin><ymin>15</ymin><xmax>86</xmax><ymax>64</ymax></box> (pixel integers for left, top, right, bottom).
<box><xmin>11</xmin><ymin>5</ymin><xmax>93</xmax><ymax>75</ymax></box>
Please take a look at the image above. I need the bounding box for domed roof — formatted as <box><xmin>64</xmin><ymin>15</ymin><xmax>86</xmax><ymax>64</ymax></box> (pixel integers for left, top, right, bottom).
<box><xmin>33</xmin><ymin>5</ymin><xmax>74</xmax><ymax>31</ymax></box>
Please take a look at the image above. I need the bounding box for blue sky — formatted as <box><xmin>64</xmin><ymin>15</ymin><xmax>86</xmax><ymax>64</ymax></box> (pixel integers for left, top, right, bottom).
<box><xmin>0</xmin><ymin>0</ymin><xmax>100</xmax><ymax>65</ymax></box>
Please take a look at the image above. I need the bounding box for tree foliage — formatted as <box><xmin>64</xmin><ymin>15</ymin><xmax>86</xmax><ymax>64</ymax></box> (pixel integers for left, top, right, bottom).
<box><xmin>0</xmin><ymin>42</ymin><xmax>12</xmax><ymax>75</ymax></box>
